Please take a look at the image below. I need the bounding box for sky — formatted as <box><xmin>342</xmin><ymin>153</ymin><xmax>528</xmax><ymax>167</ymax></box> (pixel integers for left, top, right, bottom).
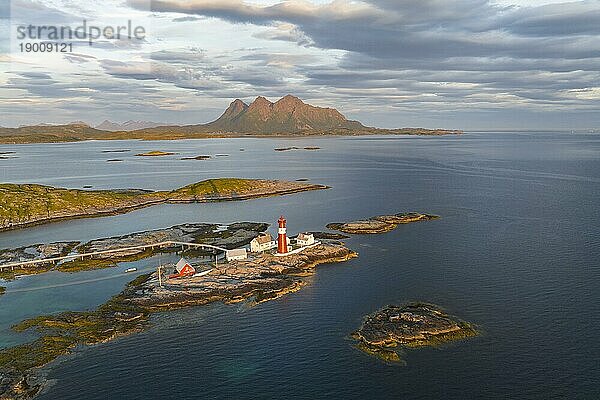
<box><xmin>0</xmin><ymin>0</ymin><xmax>599</xmax><ymax>130</ymax></box>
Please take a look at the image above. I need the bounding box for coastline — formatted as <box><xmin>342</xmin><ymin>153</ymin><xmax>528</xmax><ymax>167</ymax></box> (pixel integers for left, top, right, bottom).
<box><xmin>351</xmin><ymin>303</ymin><xmax>478</xmax><ymax>364</ymax></box>
<box><xmin>0</xmin><ymin>210</ymin><xmax>438</xmax><ymax>399</ymax></box>
<box><xmin>327</xmin><ymin>213</ymin><xmax>439</xmax><ymax>234</ymax></box>
<box><xmin>0</xmin><ymin>222</ymin><xmax>269</xmax><ymax>280</ymax></box>
<box><xmin>0</xmin><ymin>243</ymin><xmax>357</xmax><ymax>399</ymax></box>
<box><xmin>0</xmin><ymin>131</ymin><xmax>464</xmax><ymax>145</ymax></box>
<box><xmin>0</xmin><ymin>179</ymin><xmax>328</xmax><ymax>232</ymax></box>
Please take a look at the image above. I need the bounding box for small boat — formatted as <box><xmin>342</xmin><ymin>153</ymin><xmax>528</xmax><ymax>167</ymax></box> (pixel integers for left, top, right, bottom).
<box><xmin>124</xmin><ymin>267</ymin><xmax>137</xmax><ymax>273</ymax></box>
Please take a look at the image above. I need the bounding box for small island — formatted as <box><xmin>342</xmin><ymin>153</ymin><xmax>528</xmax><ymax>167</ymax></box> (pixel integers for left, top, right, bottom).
<box><xmin>133</xmin><ymin>243</ymin><xmax>357</xmax><ymax>310</ymax></box>
<box><xmin>327</xmin><ymin>212</ymin><xmax>439</xmax><ymax>234</ymax></box>
<box><xmin>0</xmin><ymin>178</ymin><xmax>327</xmax><ymax>231</ymax></box>
<box><xmin>309</xmin><ymin>231</ymin><xmax>350</xmax><ymax>240</ymax></box>
<box><xmin>135</xmin><ymin>150</ymin><xmax>176</xmax><ymax>157</ymax></box>
<box><xmin>181</xmin><ymin>155</ymin><xmax>211</xmax><ymax>160</ymax></box>
<box><xmin>274</xmin><ymin>146</ymin><xmax>321</xmax><ymax>152</ymax></box>
<box><xmin>351</xmin><ymin>303</ymin><xmax>478</xmax><ymax>363</ymax></box>
<box><xmin>0</xmin><ymin>286</ymin><xmax>5</xmax><ymax>296</ymax></box>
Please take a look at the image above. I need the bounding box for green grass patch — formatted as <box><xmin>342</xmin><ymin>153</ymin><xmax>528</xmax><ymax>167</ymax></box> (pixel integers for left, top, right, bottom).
<box><xmin>0</xmin><ymin>178</ymin><xmax>308</xmax><ymax>230</ymax></box>
<box><xmin>1</xmin><ymin>274</ymin><xmax>153</xmax><ymax>374</ymax></box>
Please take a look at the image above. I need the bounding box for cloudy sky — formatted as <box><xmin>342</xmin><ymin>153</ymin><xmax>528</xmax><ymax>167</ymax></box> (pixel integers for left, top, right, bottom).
<box><xmin>1</xmin><ymin>0</ymin><xmax>599</xmax><ymax>130</ymax></box>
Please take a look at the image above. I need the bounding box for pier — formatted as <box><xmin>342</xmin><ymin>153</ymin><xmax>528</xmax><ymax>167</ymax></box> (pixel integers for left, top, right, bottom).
<box><xmin>0</xmin><ymin>241</ymin><xmax>227</xmax><ymax>272</ymax></box>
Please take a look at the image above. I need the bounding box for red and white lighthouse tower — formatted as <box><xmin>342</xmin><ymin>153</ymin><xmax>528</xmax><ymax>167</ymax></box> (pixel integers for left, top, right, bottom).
<box><xmin>277</xmin><ymin>215</ymin><xmax>288</xmax><ymax>254</ymax></box>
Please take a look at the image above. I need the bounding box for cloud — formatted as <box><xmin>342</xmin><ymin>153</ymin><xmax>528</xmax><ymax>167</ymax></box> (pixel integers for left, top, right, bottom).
<box><xmin>150</xmin><ymin>48</ymin><xmax>207</xmax><ymax>63</ymax></box>
<box><xmin>9</xmin><ymin>0</ymin><xmax>79</xmax><ymax>24</ymax></box>
<box><xmin>3</xmin><ymin>0</ymin><xmax>600</xmax><ymax>129</ymax></box>
<box><xmin>126</xmin><ymin>0</ymin><xmax>600</xmax><ymax>62</ymax></box>
<box><xmin>253</xmin><ymin>23</ymin><xmax>312</xmax><ymax>46</ymax></box>
<box><xmin>172</xmin><ymin>16</ymin><xmax>204</xmax><ymax>22</ymax></box>
<box><xmin>124</xmin><ymin>0</ymin><xmax>599</xmax><ymax>113</ymax></box>
<box><xmin>498</xmin><ymin>2</ymin><xmax>600</xmax><ymax>36</ymax></box>
<box><xmin>99</xmin><ymin>58</ymin><xmax>226</xmax><ymax>91</ymax></box>
<box><xmin>128</xmin><ymin>0</ymin><xmax>378</xmax><ymax>25</ymax></box>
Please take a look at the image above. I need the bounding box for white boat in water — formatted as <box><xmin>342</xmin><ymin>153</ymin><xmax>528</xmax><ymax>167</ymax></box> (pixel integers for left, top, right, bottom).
<box><xmin>124</xmin><ymin>267</ymin><xmax>137</xmax><ymax>273</ymax></box>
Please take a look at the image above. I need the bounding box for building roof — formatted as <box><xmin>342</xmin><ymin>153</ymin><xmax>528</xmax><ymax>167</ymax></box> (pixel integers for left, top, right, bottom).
<box><xmin>297</xmin><ymin>233</ymin><xmax>313</xmax><ymax>241</ymax></box>
<box><xmin>226</xmin><ymin>248</ymin><xmax>247</xmax><ymax>257</ymax></box>
<box><xmin>253</xmin><ymin>234</ymin><xmax>273</xmax><ymax>244</ymax></box>
<box><xmin>175</xmin><ymin>258</ymin><xmax>192</xmax><ymax>273</ymax></box>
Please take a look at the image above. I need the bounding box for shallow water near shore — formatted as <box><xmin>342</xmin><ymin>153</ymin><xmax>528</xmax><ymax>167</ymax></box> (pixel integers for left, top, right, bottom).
<box><xmin>1</xmin><ymin>133</ymin><xmax>599</xmax><ymax>399</ymax></box>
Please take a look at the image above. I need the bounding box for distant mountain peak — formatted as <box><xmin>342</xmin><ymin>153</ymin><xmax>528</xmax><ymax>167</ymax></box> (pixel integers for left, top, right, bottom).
<box><xmin>204</xmin><ymin>95</ymin><xmax>364</xmax><ymax>133</ymax></box>
<box><xmin>230</xmin><ymin>99</ymin><xmax>249</xmax><ymax>112</ymax></box>
<box><xmin>249</xmin><ymin>96</ymin><xmax>274</xmax><ymax>110</ymax></box>
<box><xmin>69</xmin><ymin>120</ymin><xmax>89</xmax><ymax>126</ymax></box>
<box><xmin>274</xmin><ymin>94</ymin><xmax>307</xmax><ymax>113</ymax></box>
<box><xmin>253</xmin><ymin>96</ymin><xmax>272</xmax><ymax>103</ymax></box>
<box><xmin>215</xmin><ymin>99</ymin><xmax>249</xmax><ymax>123</ymax></box>
<box><xmin>277</xmin><ymin>94</ymin><xmax>303</xmax><ymax>103</ymax></box>
<box><xmin>96</xmin><ymin>120</ymin><xmax>162</xmax><ymax>131</ymax></box>
<box><xmin>231</xmin><ymin>99</ymin><xmax>248</xmax><ymax>108</ymax></box>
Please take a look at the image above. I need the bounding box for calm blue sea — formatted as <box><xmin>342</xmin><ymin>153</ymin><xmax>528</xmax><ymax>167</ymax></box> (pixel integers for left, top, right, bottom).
<box><xmin>0</xmin><ymin>133</ymin><xmax>598</xmax><ymax>399</ymax></box>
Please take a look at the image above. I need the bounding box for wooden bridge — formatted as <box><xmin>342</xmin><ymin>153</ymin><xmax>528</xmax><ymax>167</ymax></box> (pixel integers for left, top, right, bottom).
<box><xmin>0</xmin><ymin>241</ymin><xmax>228</xmax><ymax>272</ymax></box>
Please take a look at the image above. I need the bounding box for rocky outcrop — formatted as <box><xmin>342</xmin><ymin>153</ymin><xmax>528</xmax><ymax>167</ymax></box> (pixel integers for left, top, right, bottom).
<box><xmin>130</xmin><ymin>243</ymin><xmax>358</xmax><ymax>310</ymax></box>
<box><xmin>327</xmin><ymin>212</ymin><xmax>439</xmax><ymax>234</ymax></box>
<box><xmin>181</xmin><ymin>155</ymin><xmax>211</xmax><ymax>160</ymax></box>
<box><xmin>135</xmin><ymin>151</ymin><xmax>176</xmax><ymax>156</ymax></box>
<box><xmin>352</xmin><ymin>303</ymin><xmax>478</xmax><ymax>363</ymax></box>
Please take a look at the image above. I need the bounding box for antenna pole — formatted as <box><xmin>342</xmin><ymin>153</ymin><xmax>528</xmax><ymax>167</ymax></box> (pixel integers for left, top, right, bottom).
<box><xmin>157</xmin><ymin>258</ymin><xmax>163</xmax><ymax>288</ymax></box>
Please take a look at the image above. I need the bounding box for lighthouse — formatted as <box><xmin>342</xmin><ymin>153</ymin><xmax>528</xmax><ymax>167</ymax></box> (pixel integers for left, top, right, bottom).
<box><xmin>277</xmin><ymin>215</ymin><xmax>289</xmax><ymax>254</ymax></box>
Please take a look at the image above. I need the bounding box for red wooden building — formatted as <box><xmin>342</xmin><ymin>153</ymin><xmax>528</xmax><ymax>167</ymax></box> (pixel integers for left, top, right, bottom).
<box><xmin>169</xmin><ymin>258</ymin><xmax>196</xmax><ymax>279</ymax></box>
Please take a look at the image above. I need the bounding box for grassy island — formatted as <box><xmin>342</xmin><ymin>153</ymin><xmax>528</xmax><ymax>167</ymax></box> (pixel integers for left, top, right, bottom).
<box><xmin>0</xmin><ymin>178</ymin><xmax>327</xmax><ymax>231</ymax></box>
<box><xmin>135</xmin><ymin>151</ymin><xmax>176</xmax><ymax>157</ymax></box>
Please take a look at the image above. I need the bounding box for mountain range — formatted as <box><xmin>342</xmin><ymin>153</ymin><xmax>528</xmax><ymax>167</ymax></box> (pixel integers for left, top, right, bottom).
<box><xmin>0</xmin><ymin>95</ymin><xmax>462</xmax><ymax>143</ymax></box>
<box><xmin>96</xmin><ymin>120</ymin><xmax>163</xmax><ymax>131</ymax></box>
<box><xmin>207</xmin><ymin>95</ymin><xmax>365</xmax><ymax>133</ymax></box>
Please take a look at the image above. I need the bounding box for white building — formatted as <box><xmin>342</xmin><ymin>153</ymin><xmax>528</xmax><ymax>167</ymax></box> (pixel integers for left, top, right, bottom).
<box><xmin>226</xmin><ymin>248</ymin><xmax>248</xmax><ymax>261</ymax></box>
<box><xmin>250</xmin><ymin>233</ymin><xmax>277</xmax><ymax>253</ymax></box>
<box><xmin>296</xmin><ymin>233</ymin><xmax>315</xmax><ymax>247</ymax></box>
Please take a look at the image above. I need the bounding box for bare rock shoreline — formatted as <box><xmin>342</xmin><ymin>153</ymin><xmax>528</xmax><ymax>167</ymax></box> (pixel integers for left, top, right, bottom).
<box><xmin>0</xmin><ymin>210</ymin><xmax>448</xmax><ymax>399</ymax></box>
<box><xmin>0</xmin><ymin>222</ymin><xmax>268</xmax><ymax>280</ymax></box>
<box><xmin>327</xmin><ymin>212</ymin><xmax>439</xmax><ymax>234</ymax></box>
<box><xmin>351</xmin><ymin>303</ymin><xmax>478</xmax><ymax>363</ymax></box>
<box><xmin>132</xmin><ymin>243</ymin><xmax>357</xmax><ymax>311</ymax></box>
<box><xmin>0</xmin><ymin>243</ymin><xmax>357</xmax><ymax>399</ymax></box>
